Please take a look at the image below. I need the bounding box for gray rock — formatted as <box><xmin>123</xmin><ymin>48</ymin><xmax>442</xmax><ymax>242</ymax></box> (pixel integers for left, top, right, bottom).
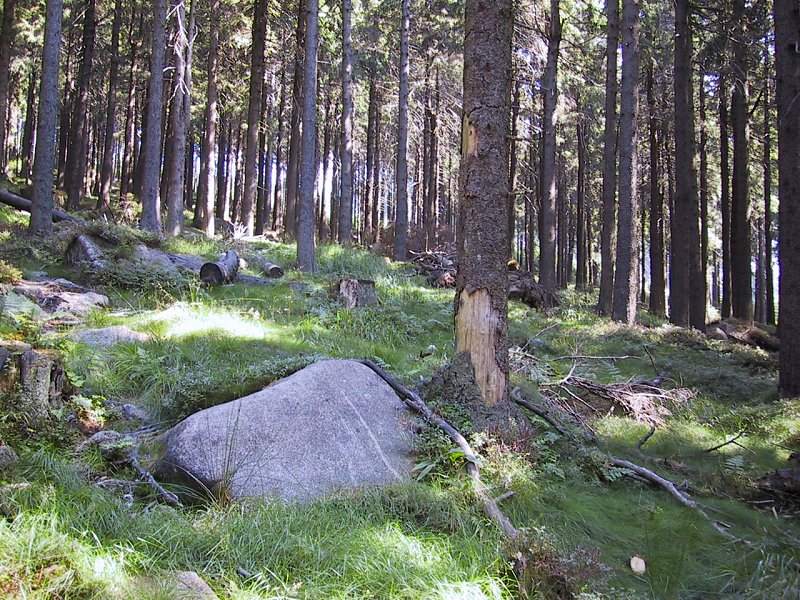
<box><xmin>155</xmin><ymin>360</ymin><xmax>415</xmax><ymax>502</ymax></box>
<box><xmin>11</xmin><ymin>279</ymin><xmax>109</xmax><ymax>317</ymax></box>
<box><xmin>72</xmin><ymin>326</ymin><xmax>151</xmax><ymax>349</ymax></box>
<box><xmin>0</xmin><ymin>444</ymin><xmax>18</xmax><ymax>471</ymax></box>
<box><xmin>130</xmin><ymin>245</ymin><xmax>182</xmax><ymax>276</ymax></box>
<box><xmin>172</xmin><ymin>571</ymin><xmax>219</xmax><ymax>600</ymax></box>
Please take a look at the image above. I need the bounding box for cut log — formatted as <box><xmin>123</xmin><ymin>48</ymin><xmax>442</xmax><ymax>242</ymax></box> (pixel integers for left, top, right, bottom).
<box><xmin>243</xmin><ymin>253</ymin><xmax>285</xmax><ymax>278</ymax></box>
<box><xmin>0</xmin><ymin>189</ymin><xmax>83</xmax><ymax>223</ymax></box>
<box><xmin>16</xmin><ymin>349</ymin><xmax>65</xmax><ymax>426</ymax></box>
<box><xmin>334</xmin><ymin>278</ymin><xmax>378</xmax><ymax>308</ymax></box>
<box><xmin>200</xmin><ymin>250</ymin><xmax>240</xmax><ymax>285</ymax></box>
<box><xmin>65</xmin><ymin>234</ymin><xmax>109</xmax><ymax>272</ymax></box>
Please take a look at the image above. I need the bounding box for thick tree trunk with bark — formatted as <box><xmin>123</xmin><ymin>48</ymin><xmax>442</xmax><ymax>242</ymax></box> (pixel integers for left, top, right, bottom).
<box><xmin>20</xmin><ymin>70</ymin><xmax>36</xmax><ymax>180</ymax></box>
<box><xmin>762</xmin><ymin>51</ymin><xmax>775</xmax><ymax>326</ymax></box>
<box><xmin>339</xmin><ymin>0</ymin><xmax>354</xmax><ymax>245</ymax></box>
<box><xmin>29</xmin><ymin>0</ymin><xmax>64</xmax><ymax>236</ymax></box>
<box><xmin>598</xmin><ymin>0</ymin><xmax>618</xmax><ymax>315</ymax></box>
<box><xmin>0</xmin><ymin>0</ymin><xmax>18</xmax><ymax>175</ymax></box>
<box><xmin>611</xmin><ymin>0</ymin><xmax>640</xmax><ymax>325</ymax></box>
<box><xmin>65</xmin><ymin>0</ymin><xmax>96</xmax><ymax>211</ymax></box>
<box><xmin>774</xmin><ymin>0</ymin><xmax>800</xmax><ymax>396</ymax></box>
<box><xmin>393</xmin><ymin>0</ymin><xmax>410</xmax><ymax>260</ymax></box>
<box><xmin>242</xmin><ymin>0</ymin><xmax>268</xmax><ymax>236</ymax></box>
<box><xmin>730</xmin><ymin>0</ymin><xmax>752</xmax><ymax>321</ymax></box>
<box><xmin>539</xmin><ymin>0</ymin><xmax>560</xmax><ymax>291</ymax></box>
<box><xmin>719</xmin><ymin>77</ymin><xmax>732</xmax><ymax>318</ymax></box>
<box><xmin>455</xmin><ymin>0</ymin><xmax>512</xmax><ymax>407</ymax></box>
<box><xmin>296</xmin><ymin>0</ymin><xmax>318</xmax><ymax>271</ymax></box>
<box><xmin>140</xmin><ymin>0</ymin><xmax>167</xmax><ymax>232</ymax></box>
<box><xmin>575</xmin><ymin>115</ymin><xmax>587</xmax><ymax>289</ymax></box>
<box><xmin>285</xmin><ymin>0</ymin><xmax>305</xmax><ymax>239</ymax></box>
<box><xmin>671</xmin><ymin>0</ymin><xmax>704</xmax><ymax>331</ymax></box>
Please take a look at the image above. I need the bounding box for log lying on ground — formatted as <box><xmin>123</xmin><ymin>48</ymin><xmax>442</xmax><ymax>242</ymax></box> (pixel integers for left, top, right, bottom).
<box><xmin>334</xmin><ymin>278</ymin><xmax>378</xmax><ymax>308</ymax></box>
<box><xmin>0</xmin><ymin>189</ymin><xmax>83</xmax><ymax>223</ymax></box>
<box><xmin>200</xmin><ymin>250</ymin><xmax>241</xmax><ymax>285</ymax></box>
<box><xmin>243</xmin><ymin>253</ymin><xmax>285</xmax><ymax>278</ymax></box>
<box><xmin>65</xmin><ymin>234</ymin><xmax>109</xmax><ymax>271</ymax></box>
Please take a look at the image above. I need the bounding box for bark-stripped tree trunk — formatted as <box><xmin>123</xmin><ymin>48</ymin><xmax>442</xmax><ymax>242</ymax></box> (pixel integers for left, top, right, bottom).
<box><xmin>338</xmin><ymin>0</ymin><xmax>354</xmax><ymax>245</ymax></box>
<box><xmin>671</xmin><ymin>0</ymin><xmax>705</xmax><ymax>331</ymax></box>
<box><xmin>455</xmin><ymin>0</ymin><xmax>513</xmax><ymax>407</ymax></box>
<box><xmin>241</xmin><ymin>0</ymin><xmax>268</xmax><ymax>236</ymax></box>
<box><xmin>647</xmin><ymin>63</ymin><xmax>665</xmax><ymax>316</ymax></box>
<box><xmin>98</xmin><ymin>0</ymin><xmax>122</xmax><ymax>214</ymax></box>
<box><xmin>296</xmin><ymin>0</ymin><xmax>318</xmax><ymax>271</ymax></box>
<box><xmin>539</xmin><ymin>0</ymin><xmax>560</xmax><ymax>291</ymax></box>
<box><xmin>730</xmin><ymin>0</ymin><xmax>752</xmax><ymax>321</ymax></box>
<box><xmin>140</xmin><ymin>0</ymin><xmax>167</xmax><ymax>232</ymax></box>
<box><xmin>774</xmin><ymin>0</ymin><xmax>800</xmax><ymax>396</ymax></box>
<box><xmin>611</xmin><ymin>0</ymin><xmax>640</xmax><ymax>325</ymax></box>
<box><xmin>65</xmin><ymin>0</ymin><xmax>96</xmax><ymax>211</ymax></box>
<box><xmin>196</xmin><ymin>0</ymin><xmax>219</xmax><ymax>236</ymax></box>
<box><xmin>165</xmin><ymin>0</ymin><xmax>190</xmax><ymax>237</ymax></box>
<box><xmin>393</xmin><ymin>0</ymin><xmax>410</xmax><ymax>260</ymax></box>
<box><xmin>30</xmin><ymin>0</ymin><xmax>64</xmax><ymax>235</ymax></box>
<box><xmin>598</xmin><ymin>0</ymin><xmax>618</xmax><ymax>315</ymax></box>
<box><xmin>0</xmin><ymin>0</ymin><xmax>18</xmax><ymax>175</ymax></box>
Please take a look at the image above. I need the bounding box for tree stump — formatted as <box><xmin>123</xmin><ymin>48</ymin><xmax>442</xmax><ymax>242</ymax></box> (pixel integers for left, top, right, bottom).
<box><xmin>65</xmin><ymin>234</ymin><xmax>109</xmax><ymax>271</ymax></box>
<box><xmin>8</xmin><ymin>349</ymin><xmax>66</xmax><ymax>426</ymax></box>
<box><xmin>200</xmin><ymin>250</ymin><xmax>241</xmax><ymax>285</ymax></box>
<box><xmin>334</xmin><ymin>278</ymin><xmax>378</xmax><ymax>309</ymax></box>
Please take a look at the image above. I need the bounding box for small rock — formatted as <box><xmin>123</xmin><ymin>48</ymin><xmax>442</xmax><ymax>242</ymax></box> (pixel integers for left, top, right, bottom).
<box><xmin>630</xmin><ymin>555</ymin><xmax>646</xmax><ymax>575</ymax></box>
<box><xmin>0</xmin><ymin>445</ymin><xmax>18</xmax><ymax>471</ymax></box>
<box><xmin>72</xmin><ymin>326</ymin><xmax>151</xmax><ymax>349</ymax></box>
<box><xmin>173</xmin><ymin>571</ymin><xmax>219</xmax><ymax>600</ymax></box>
<box><xmin>119</xmin><ymin>403</ymin><xmax>153</xmax><ymax>424</ymax></box>
<box><xmin>78</xmin><ymin>430</ymin><xmax>135</xmax><ymax>463</ymax></box>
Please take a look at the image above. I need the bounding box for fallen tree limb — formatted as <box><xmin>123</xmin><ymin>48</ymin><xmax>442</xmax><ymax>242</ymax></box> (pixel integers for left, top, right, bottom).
<box><xmin>357</xmin><ymin>359</ymin><xmax>519</xmax><ymax>540</ymax></box>
<box><xmin>243</xmin><ymin>253</ymin><xmax>285</xmax><ymax>278</ymax></box>
<box><xmin>200</xmin><ymin>250</ymin><xmax>241</xmax><ymax>285</ymax></box>
<box><xmin>0</xmin><ymin>188</ymin><xmax>83</xmax><ymax>223</ymax></box>
<box><xmin>129</xmin><ymin>448</ymin><xmax>182</xmax><ymax>508</ymax></box>
<box><xmin>703</xmin><ymin>432</ymin><xmax>745</xmax><ymax>454</ymax></box>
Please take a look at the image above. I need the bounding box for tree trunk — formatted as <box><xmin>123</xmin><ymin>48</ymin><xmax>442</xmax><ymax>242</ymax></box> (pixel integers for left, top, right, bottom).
<box><xmin>647</xmin><ymin>63</ymin><xmax>665</xmax><ymax>316</ymax></box>
<box><xmin>0</xmin><ymin>0</ymin><xmax>18</xmax><ymax>175</ymax></box>
<box><xmin>98</xmin><ymin>0</ymin><xmax>122</xmax><ymax>214</ymax></box>
<box><xmin>20</xmin><ymin>70</ymin><xmax>36</xmax><ymax>180</ymax></box>
<box><xmin>372</xmin><ymin>99</ymin><xmax>382</xmax><ymax>242</ymax></box>
<box><xmin>196</xmin><ymin>0</ymin><xmax>219</xmax><ymax>237</ymax></box>
<box><xmin>455</xmin><ymin>0</ymin><xmax>513</xmax><ymax>407</ymax></box>
<box><xmin>257</xmin><ymin>79</ymin><xmax>273</xmax><ymax>235</ymax></box>
<box><xmin>699</xmin><ymin>74</ymin><xmax>709</xmax><ymax>316</ymax></box>
<box><xmin>730</xmin><ymin>0</ymin><xmax>752</xmax><ymax>321</ymax></box>
<box><xmin>774</xmin><ymin>0</ymin><xmax>800</xmax><ymax>396</ymax></box>
<box><xmin>140</xmin><ymin>0</ymin><xmax>167</xmax><ymax>232</ymax></box>
<box><xmin>65</xmin><ymin>0</ymin><xmax>96</xmax><ymax>211</ymax></box>
<box><xmin>297</xmin><ymin>0</ymin><xmax>318</xmax><ymax>271</ymax></box>
<box><xmin>598</xmin><ymin>0</ymin><xmax>618</xmax><ymax>315</ymax></box>
<box><xmin>200</xmin><ymin>250</ymin><xmax>240</xmax><ymax>285</ymax></box>
<box><xmin>241</xmin><ymin>0</ymin><xmax>268</xmax><ymax>236</ymax></box>
<box><xmin>364</xmin><ymin>76</ymin><xmax>375</xmax><ymax>242</ymax></box>
<box><xmin>285</xmin><ymin>0</ymin><xmax>305</xmax><ymax>239</ymax></box>
<box><xmin>29</xmin><ymin>0</ymin><xmax>64</xmax><ymax>237</ymax></box>
<box><xmin>539</xmin><ymin>0</ymin><xmax>560</xmax><ymax>291</ymax></box>
<box><xmin>338</xmin><ymin>0</ymin><xmax>354</xmax><ymax>245</ymax></box>
<box><xmin>215</xmin><ymin>113</ymin><xmax>229</xmax><ymax>220</ymax></box>
<box><xmin>165</xmin><ymin>0</ymin><xmax>191</xmax><ymax>237</ymax></box>
<box><xmin>719</xmin><ymin>76</ymin><xmax>732</xmax><ymax>318</ymax></box>
<box><xmin>671</xmin><ymin>0</ymin><xmax>704</xmax><ymax>331</ymax></box>
<box><xmin>763</xmin><ymin>50</ymin><xmax>775</xmax><ymax>326</ymax></box>
<box><xmin>611</xmin><ymin>0</ymin><xmax>640</xmax><ymax>325</ymax></box>
<box><xmin>120</xmin><ymin>11</ymin><xmax>141</xmax><ymax>200</ymax></box>
<box><xmin>393</xmin><ymin>0</ymin><xmax>410</xmax><ymax>260</ymax></box>
<box><xmin>272</xmin><ymin>68</ymin><xmax>286</xmax><ymax>231</ymax></box>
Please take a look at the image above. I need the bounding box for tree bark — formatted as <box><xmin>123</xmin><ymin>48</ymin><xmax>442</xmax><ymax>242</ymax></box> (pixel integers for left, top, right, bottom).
<box><xmin>774</xmin><ymin>0</ymin><xmax>800</xmax><ymax>396</ymax></box>
<box><xmin>539</xmin><ymin>0</ymin><xmax>561</xmax><ymax>291</ymax></box>
<box><xmin>29</xmin><ymin>0</ymin><xmax>64</xmax><ymax>237</ymax></box>
<box><xmin>0</xmin><ymin>0</ymin><xmax>18</xmax><ymax>175</ymax></box>
<box><xmin>65</xmin><ymin>0</ymin><xmax>96</xmax><ymax>211</ymax></box>
<box><xmin>140</xmin><ymin>0</ymin><xmax>167</xmax><ymax>233</ymax></box>
<box><xmin>98</xmin><ymin>0</ymin><xmax>123</xmax><ymax>214</ymax></box>
<box><xmin>719</xmin><ymin>76</ymin><xmax>732</xmax><ymax>318</ymax></box>
<box><xmin>393</xmin><ymin>0</ymin><xmax>410</xmax><ymax>260</ymax></box>
<box><xmin>20</xmin><ymin>69</ymin><xmax>36</xmax><ymax>180</ymax></box>
<box><xmin>284</xmin><ymin>0</ymin><xmax>305</xmax><ymax>239</ymax></box>
<box><xmin>242</xmin><ymin>0</ymin><xmax>268</xmax><ymax>236</ymax></box>
<box><xmin>272</xmin><ymin>67</ymin><xmax>286</xmax><ymax>230</ymax></box>
<box><xmin>456</xmin><ymin>0</ymin><xmax>513</xmax><ymax>407</ymax></box>
<box><xmin>196</xmin><ymin>0</ymin><xmax>219</xmax><ymax>237</ymax></box>
<box><xmin>297</xmin><ymin>0</ymin><xmax>318</xmax><ymax>271</ymax></box>
<box><xmin>598</xmin><ymin>0</ymin><xmax>618</xmax><ymax>315</ymax></box>
<box><xmin>338</xmin><ymin>0</ymin><xmax>354</xmax><ymax>245</ymax></box>
<box><xmin>647</xmin><ymin>63</ymin><xmax>665</xmax><ymax>316</ymax></box>
<box><xmin>611</xmin><ymin>0</ymin><xmax>640</xmax><ymax>325</ymax></box>
<box><xmin>763</xmin><ymin>49</ymin><xmax>775</xmax><ymax>326</ymax></box>
<box><xmin>730</xmin><ymin>0</ymin><xmax>752</xmax><ymax>321</ymax></box>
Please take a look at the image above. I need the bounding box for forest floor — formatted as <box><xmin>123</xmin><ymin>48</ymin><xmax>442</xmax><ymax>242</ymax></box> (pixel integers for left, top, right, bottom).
<box><xmin>0</xmin><ymin>203</ymin><xmax>799</xmax><ymax>599</ymax></box>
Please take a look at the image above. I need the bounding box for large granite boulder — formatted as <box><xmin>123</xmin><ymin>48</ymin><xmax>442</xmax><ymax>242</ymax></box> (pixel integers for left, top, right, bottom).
<box><xmin>154</xmin><ymin>360</ymin><xmax>416</xmax><ymax>502</ymax></box>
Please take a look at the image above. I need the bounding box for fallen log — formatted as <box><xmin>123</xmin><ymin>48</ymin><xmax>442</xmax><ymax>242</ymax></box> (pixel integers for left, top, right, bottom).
<box><xmin>243</xmin><ymin>253</ymin><xmax>285</xmax><ymax>278</ymax></box>
<box><xmin>0</xmin><ymin>189</ymin><xmax>82</xmax><ymax>223</ymax></box>
<box><xmin>200</xmin><ymin>250</ymin><xmax>240</xmax><ymax>285</ymax></box>
<box><xmin>65</xmin><ymin>234</ymin><xmax>109</xmax><ymax>271</ymax></box>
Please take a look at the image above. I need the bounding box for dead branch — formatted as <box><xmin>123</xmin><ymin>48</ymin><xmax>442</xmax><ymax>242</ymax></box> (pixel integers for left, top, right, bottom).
<box><xmin>358</xmin><ymin>359</ymin><xmax>519</xmax><ymax>540</ymax></box>
<box><xmin>637</xmin><ymin>426</ymin><xmax>656</xmax><ymax>451</ymax></box>
<box><xmin>703</xmin><ymin>432</ymin><xmax>746</xmax><ymax>454</ymax></box>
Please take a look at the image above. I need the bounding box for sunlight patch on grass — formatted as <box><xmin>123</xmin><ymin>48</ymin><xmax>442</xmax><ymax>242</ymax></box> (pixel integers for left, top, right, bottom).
<box><xmin>137</xmin><ymin>302</ymin><xmax>278</xmax><ymax>340</ymax></box>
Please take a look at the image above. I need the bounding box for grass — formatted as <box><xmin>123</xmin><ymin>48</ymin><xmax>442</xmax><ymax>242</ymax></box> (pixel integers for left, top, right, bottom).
<box><xmin>1</xmin><ymin>227</ymin><xmax>799</xmax><ymax>598</ymax></box>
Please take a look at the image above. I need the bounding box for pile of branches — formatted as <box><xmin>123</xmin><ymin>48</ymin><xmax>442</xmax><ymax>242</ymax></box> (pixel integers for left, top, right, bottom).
<box><xmin>410</xmin><ymin>250</ymin><xmax>559</xmax><ymax>309</ymax></box>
